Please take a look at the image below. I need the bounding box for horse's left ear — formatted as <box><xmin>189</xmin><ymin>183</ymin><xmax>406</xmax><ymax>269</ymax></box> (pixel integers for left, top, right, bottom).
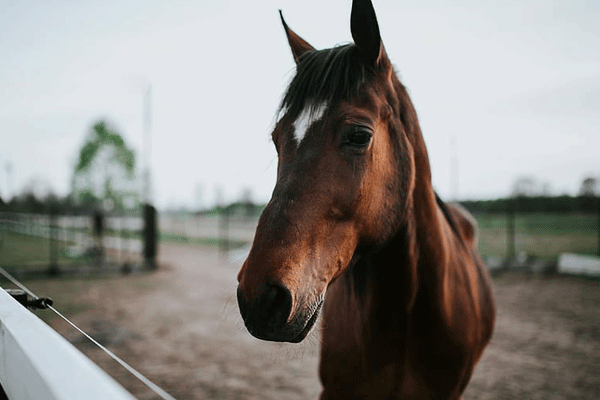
<box><xmin>351</xmin><ymin>0</ymin><xmax>384</xmax><ymax>68</ymax></box>
<box><xmin>279</xmin><ymin>10</ymin><xmax>316</xmax><ymax>64</ymax></box>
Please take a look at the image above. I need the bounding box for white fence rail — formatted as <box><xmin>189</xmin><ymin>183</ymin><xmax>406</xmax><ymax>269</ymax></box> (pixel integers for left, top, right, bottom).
<box><xmin>159</xmin><ymin>214</ymin><xmax>257</xmax><ymax>242</ymax></box>
<box><xmin>558</xmin><ymin>253</ymin><xmax>600</xmax><ymax>277</ymax></box>
<box><xmin>0</xmin><ymin>288</ymin><xmax>136</xmax><ymax>400</ymax></box>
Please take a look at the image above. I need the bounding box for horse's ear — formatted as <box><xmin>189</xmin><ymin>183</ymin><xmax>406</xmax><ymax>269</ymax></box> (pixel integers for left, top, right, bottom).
<box><xmin>279</xmin><ymin>10</ymin><xmax>315</xmax><ymax>64</ymax></box>
<box><xmin>351</xmin><ymin>0</ymin><xmax>384</xmax><ymax>68</ymax></box>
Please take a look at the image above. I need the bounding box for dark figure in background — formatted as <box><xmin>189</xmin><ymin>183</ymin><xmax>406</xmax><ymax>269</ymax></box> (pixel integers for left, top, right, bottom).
<box><xmin>93</xmin><ymin>210</ymin><xmax>104</xmax><ymax>263</ymax></box>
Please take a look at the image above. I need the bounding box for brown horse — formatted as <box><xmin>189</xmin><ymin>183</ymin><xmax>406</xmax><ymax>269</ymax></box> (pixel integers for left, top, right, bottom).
<box><xmin>237</xmin><ymin>0</ymin><xmax>495</xmax><ymax>398</ymax></box>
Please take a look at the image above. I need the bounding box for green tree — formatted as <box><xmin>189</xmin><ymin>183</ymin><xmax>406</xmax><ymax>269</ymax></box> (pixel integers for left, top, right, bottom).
<box><xmin>71</xmin><ymin>121</ymin><xmax>138</xmax><ymax>211</ymax></box>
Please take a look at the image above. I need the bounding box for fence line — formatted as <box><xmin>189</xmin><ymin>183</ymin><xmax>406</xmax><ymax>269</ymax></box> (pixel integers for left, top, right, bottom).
<box><xmin>0</xmin><ymin>212</ymin><xmax>148</xmax><ymax>277</ymax></box>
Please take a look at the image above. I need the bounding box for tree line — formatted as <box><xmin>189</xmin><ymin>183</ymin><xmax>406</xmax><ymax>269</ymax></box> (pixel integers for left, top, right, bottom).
<box><xmin>460</xmin><ymin>195</ymin><xmax>599</xmax><ymax>214</ymax></box>
<box><xmin>0</xmin><ymin>192</ymin><xmax>125</xmax><ymax>215</ymax></box>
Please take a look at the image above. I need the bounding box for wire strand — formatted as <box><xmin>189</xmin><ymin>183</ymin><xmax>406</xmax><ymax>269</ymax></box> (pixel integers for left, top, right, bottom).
<box><xmin>48</xmin><ymin>305</ymin><xmax>177</xmax><ymax>400</ymax></box>
<box><xmin>0</xmin><ymin>265</ymin><xmax>177</xmax><ymax>400</ymax></box>
<box><xmin>0</xmin><ymin>266</ymin><xmax>37</xmax><ymax>298</ymax></box>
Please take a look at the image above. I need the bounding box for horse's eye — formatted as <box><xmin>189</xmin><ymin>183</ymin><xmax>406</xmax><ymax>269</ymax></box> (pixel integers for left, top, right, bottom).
<box><xmin>343</xmin><ymin>126</ymin><xmax>372</xmax><ymax>149</ymax></box>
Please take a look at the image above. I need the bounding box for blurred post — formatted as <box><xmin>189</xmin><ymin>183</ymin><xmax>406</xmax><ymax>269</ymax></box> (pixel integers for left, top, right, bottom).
<box><xmin>597</xmin><ymin>195</ymin><xmax>600</xmax><ymax>257</ymax></box>
<box><xmin>69</xmin><ymin>217</ymin><xmax>76</xmax><ymax>266</ymax></box>
<box><xmin>117</xmin><ymin>214</ymin><xmax>122</xmax><ymax>265</ymax></box>
<box><xmin>143</xmin><ymin>204</ymin><xmax>157</xmax><ymax>270</ymax></box>
<box><xmin>220</xmin><ymin>206</ymin><xmax>230</xmax><ymax>257</ymax></box>
<box><xmin>119</xmin><ymin>213</ymin><xmax>128</xmax><ymax>273</ymax></box>
<box><xmin>93</xmin><ymin>210</ymin><xmax>105</xmax><ymax>267</ymax></box>
<box><xmin>507</xmin><ymin>198</ymin><xmax>515</xmax><ymax>262</ymax></box>
<box><xmin>141</xmin><ymin>82</ymin><xmax>157</xmax><ymax>270</ymax></box>
<box><xmin>48</xmin><ymin>208</ymin><xmax>59</xmax><ymax>276</ymax></box>
<box><xmin>142</xmin><ymin>83</ymin><xmax>152</xmax><ymax>205</ymax></box>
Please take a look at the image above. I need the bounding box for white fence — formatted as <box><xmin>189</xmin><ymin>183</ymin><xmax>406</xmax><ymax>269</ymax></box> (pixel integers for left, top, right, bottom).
<box><xmin>159</xmin><ymin>214</ymin><xmax>257</xmax><ymax>243</ymax></box>
<box><xmin>0</xmin><ymin>288</ymin><xmax>136</xmax><ymax>400</ymax></box>
<box><xmin>0</xmin><ymin>213</ymin><xmax>144</xmax><ymax>266</ymax></box>
<box><xmin>1</xmin><ymin>212</ymin><xmax>258</xmax><ymax>249</ymax></box>
<box><xmin>558</xmin><ymin>253</ymin><xmax>600</xmax><ymax>277</ymax></box>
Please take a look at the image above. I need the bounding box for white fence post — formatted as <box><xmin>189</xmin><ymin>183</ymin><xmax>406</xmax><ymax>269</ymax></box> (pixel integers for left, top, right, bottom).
<box><xmin>0</xmin><ymin>288</ymin><xmax>136</xmax><ymax>400</ymax></box>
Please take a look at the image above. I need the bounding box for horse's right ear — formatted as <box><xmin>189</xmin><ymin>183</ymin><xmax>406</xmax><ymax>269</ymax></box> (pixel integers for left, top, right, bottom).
<box><xmin>351</xmin><ymin>0</ymin><xmax>384</xmax><ymax>69</ymax></box>
<box><xmin>279</xmin><ymin>10</ymin><xmax>315</xmax><ymax>64</ymax></box>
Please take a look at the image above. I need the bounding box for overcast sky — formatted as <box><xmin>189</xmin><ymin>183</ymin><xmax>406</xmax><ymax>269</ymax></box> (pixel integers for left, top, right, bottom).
<box><xmin>1</xmin><ymin>0</ymin><xmax>598</xmax><ymax>209</ymax></box>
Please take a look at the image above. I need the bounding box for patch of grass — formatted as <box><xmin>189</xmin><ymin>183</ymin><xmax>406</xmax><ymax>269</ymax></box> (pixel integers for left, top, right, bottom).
<box><xmin>1</xmin><ymin>231</ymin><xmax>53</xmax><ymax>267</ymax></box>
<box><xmin>0</xmin><ymin>231</ymin><xmax>88</xmax><ymax>269</ymax></box>
<box><xmin>477</xmin><ymin>230</ymin><xmax>597</xmax><ymax>259</ymax></box>
<box><xmin>473</xmin><ymin>213</ymin><xmax>599</xmax><ymax>259</ymax></box>
<box><xmin>473</xmin><ymin>213</ymin><xmax>598</xmax><ymax>236</ymax></box>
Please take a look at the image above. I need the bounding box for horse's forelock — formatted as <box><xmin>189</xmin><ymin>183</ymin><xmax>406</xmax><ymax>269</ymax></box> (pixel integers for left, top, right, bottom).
<box><xmin>281</xmin><ymin>44</ymin><xmax>370</xmax><ymax>118</ymax></box>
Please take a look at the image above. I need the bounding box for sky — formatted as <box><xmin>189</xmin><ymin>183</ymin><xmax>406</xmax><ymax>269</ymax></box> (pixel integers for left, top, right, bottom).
<box><xmin>1</xmin><ymin>0</ymin><xmax>599</xmax><ymax>209</ymax></box>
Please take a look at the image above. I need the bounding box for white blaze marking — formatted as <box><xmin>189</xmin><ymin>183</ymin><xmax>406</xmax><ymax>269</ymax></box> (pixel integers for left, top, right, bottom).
<box><xmin>292</xmin><ymin>103</ymin><xmax>328</xmax><ymax>144</ymax></box>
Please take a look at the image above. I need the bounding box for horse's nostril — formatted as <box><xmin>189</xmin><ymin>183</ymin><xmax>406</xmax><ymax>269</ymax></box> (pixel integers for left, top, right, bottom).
<box><xmin>237</xmin><ymin>282</ymin><xmax>293</xmax><ymax>339</ymax></box>
<box><xmin>259</xmin><ymin>283</ymin><xmax>293</xmax><ymax>326</ymax></box>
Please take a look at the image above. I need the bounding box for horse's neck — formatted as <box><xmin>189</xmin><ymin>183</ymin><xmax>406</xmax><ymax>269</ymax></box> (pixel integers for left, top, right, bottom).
<box><xmin>390</xmin><ymin>78</ymin><xmax>453</xmax><ymax>295</ymax></box>
<box><xmin>368</xmin><ymin>187</ymin><xmax>449</xmax><ymax>312</ymax></box>
<box><xmin>364</xmin><ymin>78</ymin><xmax>458</xmax><ymax>329</ymax></box>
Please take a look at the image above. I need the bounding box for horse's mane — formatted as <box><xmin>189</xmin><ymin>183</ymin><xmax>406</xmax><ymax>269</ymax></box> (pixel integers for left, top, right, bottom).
<box><xmin>281</xmin><ymin>44</ymin><xmax>370</xmax><ymax>116</ymax></box>
<box><xmin>434</xmin><ymin>192</ymin><xmax>461</xmax><ymax>238</ymax></box>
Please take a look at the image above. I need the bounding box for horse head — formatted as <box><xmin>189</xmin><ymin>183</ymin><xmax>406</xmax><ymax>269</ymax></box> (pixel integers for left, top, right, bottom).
<box><xmin>237</xmin><ymin>0</ymin><xmax>418</xmax><ymax>343</ymax></box>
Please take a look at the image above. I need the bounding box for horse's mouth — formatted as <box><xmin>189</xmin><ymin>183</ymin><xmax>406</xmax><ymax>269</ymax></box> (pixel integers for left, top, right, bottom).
<box><xmin>241</xmin><ymin>296</ymin><xmax>324</xmax><ymax>343</ymax></box>
<box><xmin>289</xmin><ymin>298</ymin><xmax>323</xmax><ymax>343</ymax></box>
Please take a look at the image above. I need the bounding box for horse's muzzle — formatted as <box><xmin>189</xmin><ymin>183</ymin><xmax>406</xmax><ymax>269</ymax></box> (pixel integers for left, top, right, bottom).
<box><xmin>237</xmin><ymin>284</ymin><xmax>321</xmax><ymax>343</ymax></box>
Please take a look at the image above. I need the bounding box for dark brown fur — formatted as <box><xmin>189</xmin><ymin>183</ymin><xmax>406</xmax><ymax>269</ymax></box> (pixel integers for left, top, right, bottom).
<box><xmin>237</xmin><ymin>1</ymin><xmax>495</xmax><ymax>398</ymax></box>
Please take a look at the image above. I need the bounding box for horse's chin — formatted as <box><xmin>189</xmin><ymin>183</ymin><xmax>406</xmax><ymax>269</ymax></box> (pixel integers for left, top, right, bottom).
<box><xmin>289</xmin><ymin>298</ymin><xmax>323</xmax><ymax>343</ymax></box>
<box><xmin>247</xmin><ymin>297</ymin><xmax>323</xmax><ymax>343</ymax></box>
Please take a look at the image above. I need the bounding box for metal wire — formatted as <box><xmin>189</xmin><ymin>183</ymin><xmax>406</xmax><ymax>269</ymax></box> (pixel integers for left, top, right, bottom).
<box><xmin>48</xmin><ymin>305</ymin><xmax>177</xmax><ymax>400</ymax></box>
<box><xmin>0</xmin><ymin>266</ymin><xmax>37</xmax><ymax>298</ymax></box>
<box><xmin>0</xmin><ymin>265</ymin><xmax>177</xmax><ymax>400</ymax></box>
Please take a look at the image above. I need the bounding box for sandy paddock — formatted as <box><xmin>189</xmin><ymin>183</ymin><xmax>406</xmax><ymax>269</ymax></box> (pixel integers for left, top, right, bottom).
<box><xmin>29</xmin><ymin>244</ymin><xmax>600</xmax><ymax>399</ymax></box>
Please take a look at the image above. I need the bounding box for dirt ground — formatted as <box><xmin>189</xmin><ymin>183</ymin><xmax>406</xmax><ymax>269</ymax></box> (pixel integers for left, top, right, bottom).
<box><xmin>26</xmin><ymin>243</ymin><xmax>600</xmax><ymax>399</ymax></box>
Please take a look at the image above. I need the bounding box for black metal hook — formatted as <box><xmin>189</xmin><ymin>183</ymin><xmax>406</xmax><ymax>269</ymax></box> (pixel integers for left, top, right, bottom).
<box><xmin>28</xmin><ymin>296</ymin><xmax>54</xmax><ymax>309</ymax></box>
<box><xmin>5</xmin><ymin>289</ymin><xmax>53</xmax><ymax>310</ymax></box>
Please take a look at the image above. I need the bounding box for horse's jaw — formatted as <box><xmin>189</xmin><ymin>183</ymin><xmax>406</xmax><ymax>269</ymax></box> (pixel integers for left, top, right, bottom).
<box><xmin>288</xmin><ymin>295</ymin><xmax>324</xmax><ymax>343</ymax></box>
